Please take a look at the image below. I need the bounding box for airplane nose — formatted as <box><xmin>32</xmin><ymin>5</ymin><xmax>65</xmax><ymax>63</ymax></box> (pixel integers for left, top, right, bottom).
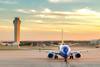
<box><xmin>63</xmin><ymin>47</ymin><xmax>68</xmax><ymax>54</ymax></box>
<box><xmin>60</xmin><ymin>45</ymin><xmax>71</xmax><ymax>58</ymax></box>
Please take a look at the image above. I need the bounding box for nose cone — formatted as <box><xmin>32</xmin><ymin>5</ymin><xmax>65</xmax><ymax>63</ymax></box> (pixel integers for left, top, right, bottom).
<box><xmin>63</xmin><ymin>47</ymin><xmax>68</xmax><ymax>54</ymax></box>
<box><xmin>60</xmin><ymin>45</ymin><xmax>71</xmax><ymax>58</ymax></box>
<box><xmin>62</xmin><ymin>46</ymin><xmax>68</xmax><ymax>57</ymax></box>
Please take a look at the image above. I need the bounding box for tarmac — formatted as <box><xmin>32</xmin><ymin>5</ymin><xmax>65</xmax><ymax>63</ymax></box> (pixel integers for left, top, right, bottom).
<box><xmin>0</xmin><ymin>46</ymin><xmax>100</xmax><ymax>67</ymax></box>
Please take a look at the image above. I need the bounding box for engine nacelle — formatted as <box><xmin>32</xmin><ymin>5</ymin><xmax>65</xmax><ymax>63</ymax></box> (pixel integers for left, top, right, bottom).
<box><xmin>48</xmin><ymin>52</ymin><xmax>54</xmax><ymax>58</ymax></box>
<box><xmin>71</xmin><ymin>51</ymin><xmax>81</xmax><ymax>59</ymax></box>
<box><xmin>75</xmin><ymin>53</ymin><xmax>81</xmax><ymax>58</ymax></box>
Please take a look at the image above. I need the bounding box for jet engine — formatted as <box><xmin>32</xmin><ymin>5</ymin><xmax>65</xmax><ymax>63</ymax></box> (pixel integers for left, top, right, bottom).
<box><xmin>75</xmin><ymin>53</ymin><xmax>81</xmax><ymax>58</ymax></box>
<box><xmin>48</xmin><ymin>51</ymin><xmax>54</xmax><ymax>58</ymax></box>
<box><xmin>71</xmin><ymin>51</ymin><xmax>81</xmax><ymax>59</ymax></box>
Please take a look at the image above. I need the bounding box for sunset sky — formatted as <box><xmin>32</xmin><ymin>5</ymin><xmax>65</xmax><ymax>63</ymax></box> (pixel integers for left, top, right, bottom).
<box><xmin>0</xmin><ymin>0</ymin><xmax>100</xmax><ymax>41</ymax></box>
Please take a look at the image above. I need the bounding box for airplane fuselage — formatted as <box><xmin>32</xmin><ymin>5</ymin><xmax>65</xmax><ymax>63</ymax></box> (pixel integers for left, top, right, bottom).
<box><xmin>59</xmin><ymin>44</ymin><xmax>71</xmax><ymax>60</ymax></box>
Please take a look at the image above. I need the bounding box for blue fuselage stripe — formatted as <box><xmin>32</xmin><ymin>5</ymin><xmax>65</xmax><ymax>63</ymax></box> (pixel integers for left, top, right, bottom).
<box><xmin>60</xmin><ymin>47</ymin><xmax>68</xmax><ymax>58</ymax></box>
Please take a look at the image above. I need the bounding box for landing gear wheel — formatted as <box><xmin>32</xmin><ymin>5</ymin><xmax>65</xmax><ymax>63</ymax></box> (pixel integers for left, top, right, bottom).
<box><xmin>70</xmin><ymin>55</ymin><xmax>73</xmax><ymax>59</ymax></box>
<box><xmin>64</xmin><ymin>58</ymin><xmax>68</xmax><ymax>63</ymax></box>
<box><xmin>54</xmin><ymin>55</ymin><xmax>58</xmax><ymax>59</ymax></box>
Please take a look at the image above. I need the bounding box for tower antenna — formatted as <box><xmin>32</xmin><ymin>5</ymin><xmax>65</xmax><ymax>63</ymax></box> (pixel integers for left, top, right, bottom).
<box><xmin>61</xmin><ymin>28</ymin><xmax>64</xmax><ymax>44</ymax></box>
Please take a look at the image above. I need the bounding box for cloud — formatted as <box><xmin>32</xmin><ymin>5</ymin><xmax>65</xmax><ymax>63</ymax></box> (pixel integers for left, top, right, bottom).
<box><xmin>16</xmin><ymin>8</ymin><xmax>100</xmax><ymax>25</ymax></box>
<box><xmin>16</xmin><ymin>9</ymin><xmax>29</xmax><ymax>14</ymax></box>
<box><xmin>40</xmin><ymin>8</ymin><xmax>100</xmax><ymax>17</ymax></box>
<box><xmin>24</xmin><ymin>19</ymin><xmax>43</xmax><ymax>23</ymax></box>
<box><xmin>41</xmin><ymin>8</ymin><xmax>52</xmax><ymax>13</ymax></box>
<box><xmin>29</xmin><ymin>10</ymin><xmax>36</xmax><ymax>13</ymax></box>
<box><xmin>21</xmin><ymin>27</ymin><xmax>33</xmax><ymax>31</ymax></box>
<box><xmin>74</xmin><ymin>7</ymin><xmax>100</xmax><ymax>19</ymax></box>
<box><xmin>0</xmin><ymin>26</ymin><xmax>11</xmax><ymax>29</ymax></box>
<box><xmin>16</xmin><ymin>9</ymin><xmax>36</xmax><ymax>14</ymax></box>
<box><xmin>16</xmin><ymin>8</ymin><xmax>52</xmax><ymax>14</ymax></box>
<box><xmin>33</xmin><ymin>8</ymin><xmax>79</xmax><ymax>19</ymax></box>
<box><xmin>75</xmin><ymin>7</ymin><xmax>98</xmax><ymax>15</ymax></box>
<box><xmin>0</xmin><ymin>19</ymin><xmax>12</xmax><ymax>23</ymax></box>
<box><xmin>64</xmin><ymin>8</ymin><xmax>100</xmax><ymax>19</ymax></box>
<box><xmin>49</xmin><ymin>0</ymin><xmax>72</xmax><ymax>3</ymax></box>
<box><xmin>0</xmin><ymin>26</ymin><xmax>13</xmax><ymax>31</ymax></box>
<box><xmin>15</xmin><ymin>8</ymin><xmax>82</xmax><ymax>16</ymax></box>
<box><xmin>48</xmin><ymin>0</ymin><xmax>88</xmax><ymax>3</ymax></box>
<box><xmin>16</xmin><ymin>8</ymin><xmax>100</xmax><ymax>19</ymax></box>
<box><xmin>0</xmin><ymin>0</ymin><xmax>17</xmax><ymax>4</ymax></box>
<box><xmin>35</xmin><ymin>14</ymin><xmax>58</xmax><ymax>19</ymax></box>
<box><xmin>0</xmin><ymin>25</ymin><xmax>33</xmax><ymax>31</ymax></box>
<box><xmin>16</xmin><ymin>8</ymin><xmax>60</xmax><ymax>19</ymax></box>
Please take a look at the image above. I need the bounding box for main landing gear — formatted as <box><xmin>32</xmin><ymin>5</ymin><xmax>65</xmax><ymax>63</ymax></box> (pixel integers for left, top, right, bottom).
<box><xmin>54</xmin><ymin>55</ymin><xmax>58</xmax><ymax>59</ymax></box>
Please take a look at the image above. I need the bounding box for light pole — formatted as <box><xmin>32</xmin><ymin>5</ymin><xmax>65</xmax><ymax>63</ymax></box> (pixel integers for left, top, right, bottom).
<box><xmin>61</xmin><ymin>28</ymin><xmax>64</xmax><ymax>44</ymax></box>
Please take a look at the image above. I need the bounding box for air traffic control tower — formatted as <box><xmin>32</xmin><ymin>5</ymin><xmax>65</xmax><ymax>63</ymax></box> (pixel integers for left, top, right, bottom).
<box><xmin>13</xmin><ymin>17</ymin><xmax>21</xmax><ymax>48</ymax></box>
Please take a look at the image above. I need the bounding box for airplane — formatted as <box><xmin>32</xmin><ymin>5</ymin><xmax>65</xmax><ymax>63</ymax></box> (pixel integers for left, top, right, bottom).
<box><xmin>47</xmin><ymin>29</ymin><xmax>81</xmax><ymax>62</ymax></box>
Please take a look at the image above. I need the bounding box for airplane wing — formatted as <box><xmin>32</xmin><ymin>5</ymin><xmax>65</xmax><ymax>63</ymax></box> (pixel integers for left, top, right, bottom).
<box><xmin>70</xmin><ymin>50</ymin><xmax>88</xmax><ymax>59</ymax></box>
